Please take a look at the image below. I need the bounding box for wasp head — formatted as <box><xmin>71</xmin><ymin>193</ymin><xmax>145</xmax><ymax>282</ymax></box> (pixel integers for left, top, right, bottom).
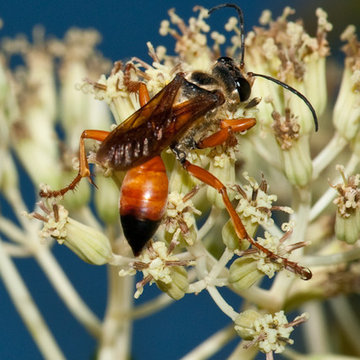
<box><xmin>189</xmin><ymin>57</ymin><xmax>251</xmax><ymax>104</ymax></box>
<box><xmin>212</xmin><ymin>56</ymin><xmax>251</xmax><ymax>102</ymax></box>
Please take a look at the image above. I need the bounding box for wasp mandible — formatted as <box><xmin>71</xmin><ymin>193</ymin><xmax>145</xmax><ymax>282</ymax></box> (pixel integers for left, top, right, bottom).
<box><xmin>40</xmin><ymin>3</ymin><xmax>317</xmax><ymax>279</ymax></box>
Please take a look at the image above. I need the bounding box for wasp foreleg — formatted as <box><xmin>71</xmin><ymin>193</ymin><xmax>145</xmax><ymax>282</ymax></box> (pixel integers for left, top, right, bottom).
<box><xmin>197</xmin><ymin>117</ymin><xmax>256</xmax><ymax>148</ymax></box>
<box><xmin>39</xmin><ymin>129</ymin><xmax>109</xmax><ymax>198</ymax></box>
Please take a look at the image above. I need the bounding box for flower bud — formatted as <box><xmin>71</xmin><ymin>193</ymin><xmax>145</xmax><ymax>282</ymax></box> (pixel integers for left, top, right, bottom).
<box><xmin>279</xmin><ymin>135</ymin><xmax>312</xmax><ymax>187</ymax></box>
<box><xmin>64</xmin><ymin>217</ymin><xmax>113</xmax><ymax>265</ymax></box>
<box><xmin>286</xmin><ymin>77</ymin><xmax>316</xmax><ymax>135</ymax></box>
<box><xmin>229</xmin><ymin>257</ymin><xmax>264</xmax><ymax>291</ymax></box>
<box><xmin>156</xmin><ymin>265</ymin><xmax>189</xmax><ymax>300</ymax></box>
<box><xmin>335</xmin><ymin>209</ymin><xmax>360</xmax><ymax>244</ymax></box>
<box><xmin>333</xmin><ymin>67</ymin><xmax>360</xmax><ymax>141</ymax></box>
<box><xmin>222</xmin><ymin>219</ymin><xmax>251</xmax><ymax>251</ymax></box>
<box><xmin>333</xmin><ymin>26</ymin><xmax>360</xmax><ymax>142</ymax></box>
<box><xmin>234</xmin><ymin>309</ymin><xmax>262</xmax><ymax>339</ymax></box>
<box><xmin>234</xmin><ymin>310</ymin><xmax>303</xmax><ymax>355</ymax></box>
<box><xmin>332</xmin><ymin>166</ymin><xmax>360</xmax><ymax>244</ymax></box>
<box><xmin>35</xmin><ymin>202</ymin><xmax>112</xmax><ymax>265</ymax></box>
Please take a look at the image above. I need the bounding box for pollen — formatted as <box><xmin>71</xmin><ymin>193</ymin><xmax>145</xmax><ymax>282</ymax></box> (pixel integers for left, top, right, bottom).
<box><xmin>253</xmin><ymin>311</ymin><xmax>294</xmax><ymax>353</ymax></box>
<box><xmin>333</xmin><ymin>165</ymin><xmax>360</xmax><ymax>218</ymax></box>
<box><xmin>235</xmin><ymin>172</ymin><xmax>277</xmax><ymax>227</ymax></box>
<box><xmin>28</xmin><ymin>199</ymin><xmax>69</xmax><ymax>240</ymax></box>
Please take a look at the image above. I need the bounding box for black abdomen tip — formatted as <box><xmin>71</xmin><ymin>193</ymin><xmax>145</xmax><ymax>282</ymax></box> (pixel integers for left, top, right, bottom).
<box><xmin>120</xmin><ymin>215</ymin><xmax>160</xmax><ymax>256</ymax></box>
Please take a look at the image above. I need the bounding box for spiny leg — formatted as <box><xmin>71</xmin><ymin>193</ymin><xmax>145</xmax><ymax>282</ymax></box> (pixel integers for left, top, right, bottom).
<box><xmin>172</xmin><ymin>134</ymin><xmax>312</xmax><ymax>280</ymax></box>
<box><xmin>39</xmin><ymin>129</ymin><xmax>109</xmax><ymax>198</ymax></box>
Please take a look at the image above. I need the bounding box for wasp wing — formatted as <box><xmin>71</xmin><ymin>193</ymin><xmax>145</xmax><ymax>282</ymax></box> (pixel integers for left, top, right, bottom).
<box><xmin>96</xmin><ymin>74</ymin><xmax>224</xmax><ymax>170</ymax></box>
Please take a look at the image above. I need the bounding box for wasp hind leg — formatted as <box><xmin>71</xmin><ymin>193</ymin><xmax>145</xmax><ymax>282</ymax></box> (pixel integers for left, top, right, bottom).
<box><xmin>171</xmin><ymin>144</ymin><xmax>312</xmax><ymax>280</ymax></box>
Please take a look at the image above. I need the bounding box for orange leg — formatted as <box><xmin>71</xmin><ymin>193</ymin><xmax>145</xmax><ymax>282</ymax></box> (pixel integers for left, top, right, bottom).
<box><xmin>172</xmin><ymin>143</ymin><xmax>311</xmax><ymax>280</ymax></box>
<box><xmin>197</xmin><ymin>117</ymin><xmax>256</xmax><ymax>148</ymax></box>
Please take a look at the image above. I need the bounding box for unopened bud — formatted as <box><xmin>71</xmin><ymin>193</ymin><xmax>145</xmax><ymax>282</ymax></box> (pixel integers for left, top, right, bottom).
<box><xmin>222</xmin><ymin>219</ymin><xmax>251</xmax><ymax>251</ymax></box>
<box><xmin>335</xmin><ymin>210</ymin><xmax>360</xmax><ymax>244</ymax></box>
<box><xmin>229</xmin><ymin>257</ymin><xmax>264</xmax><ymax>291</ymax></box>
<box><xmin>234</xmin><ymin>309</ymin><xmax>262</xmax><ymax>339</ymax></box>
<box><xmin>156</xmin><ymin>265</ymin><xmax>189</xmax><ymax>300</ymax></box>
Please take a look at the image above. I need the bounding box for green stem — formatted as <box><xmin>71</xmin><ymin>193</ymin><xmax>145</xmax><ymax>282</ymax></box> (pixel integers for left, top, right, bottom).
<box><xmin>35</xmin><ymin>245</ymin><xmax>102</xmax><ymax>338</ymax></box>
<box><xmin>98</xmin><ymin>265</ymin><xmax>134</xmax><ymax>360</ymax></box>
<box><xmin>329</xmin><ymin>296</ymin><xmax>360</xmax><ymax>355</ymax></box>
<box><xmin>312</xmin><ymin>132</ymin><xmax>348</xmax><ymax>180</ymax></box>
<box><xmin>302</xmin><ymin>301</ymin><xmax>329</xmax><ymax>353</ymax></box>
<box><xmin>180</xmin><ymin>325</ymin><xmax>237</xmax><ymax>360</ymax></box>
<box><xmin>0</xmin><ymin>239</ymin><xmax>65</xmax><ymax>360</ymax></box>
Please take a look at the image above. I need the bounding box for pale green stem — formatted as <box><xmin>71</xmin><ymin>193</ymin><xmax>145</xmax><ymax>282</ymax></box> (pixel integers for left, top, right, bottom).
<box><xmin>228</xmin><ymin>340</ymin><xmax>259</xmax><ymax>360</ymax></box>
<box><xmin>98</xmin><ymin>265</ymin><xmax>134</xmax><ymax>360</ymax></box>
<box><xmin>249</xmin><ymin>136</ymin><xmax>281</xmax><ymax>170</ymax></box>
<box><xmin>131</xmin><ymin>293</ymin><xmax>173</xmax><ymax>319</ymax></box>
<box><xmin>303</xmin><ymin>246</ymin><xmax>360</xmax><ymax>267</ymax></box>
<box><xmin>180</xmin><ymin>325</ymin><xmax>236</xmax><ymax>360</ymax></box>
<box><xmin>197</xmin><ymin>206</ymin><xmax>221</xmax><ymax>240</ymax></box>
<box><xmin>207</xmin><ymin>247</ymin><xmax>233</xmax><ymax>280</ymax></box>
<box><xmin>188</xmin><ymin>279</ymin><xmax>207</xmax><ymax>293</ymax></box>
<box><xmin>0</xmin><ymin>239</ymin><xmax>65</xmax><ymax>360</ymax></box>
<box><xmin>310</xmin><ymin>186</ymin><xmax>337</xmax><ymax>222</ymax></box>
<box><xmin>310</xmin><ymin>153</ymin><xmax>359</xmax><ymax>222</ymax></box>
<box><xmin>284</xmin><ymin>348</ymin><xmax>360</xmax><ymax>360</ymax></box>
<box><xmin>267</xmin><ymin>273</ymin><xmax>294</xmax><ymax>310</ymax></box>
<box><xmin>2</xmin><ymin>242</ymin><xmax>32</xmax><ymax>256</ymax></box>
<box><xmin>231</xmin><ymin>283</ymin><xmax>285</xmax><ymax>312</ymax></box>
<box><xmin>290</xmin><ymin>187</ymin><xmax>311</xmax><ymax>245</ymax></box>
<box><xmin>3</xmin><ymin>188</ymin><xmax>102</xmax><ymax>337</ymax></box>
<box><xmin>239</xmin><ymin>285</ymin><xmax>274</xmax><ymax>307</ymax></box>
<box><xmin>207</xmin><ymin>285</ymin><xmax>238</xmax><ymax>320</ymax></box>
<box><xmin>302</xmin><ymin>301</ymin><xmax>330</xmax><ymax>354</ymax></box>
<box><xmin>108</xmin><ymin>253</ymin><xmax>133</xmax><ymax>267</ymax></box>
<box><xmin>0</xmin><ymin>216</ymin><xmax>29</xmax><ymax>245</ymax></box>
<box><xmin>312</xmin><ymin>132</ymin><xmax>348</xmax><ymax>180</ymax></box>
<box><xmin>34</xmin><ymin>244</ymin><xmax>102</xmax><ymax>337</ymax></box>
<box><xmin>329</xmin><ymin>296</ymin><xmax>360</xmax><ymax>356</ymax></box>
<box><xmin>5</xmin><ymin>187</ymin><xmax>35</xmax><ymax>231</ymax></box>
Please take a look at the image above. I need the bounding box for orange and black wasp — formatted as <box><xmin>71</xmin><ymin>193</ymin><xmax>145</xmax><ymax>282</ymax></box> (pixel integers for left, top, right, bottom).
<box><xmin>41</xmin><ymin>3</ymin><xmax>317</xmax><ymax>279</ymax></box>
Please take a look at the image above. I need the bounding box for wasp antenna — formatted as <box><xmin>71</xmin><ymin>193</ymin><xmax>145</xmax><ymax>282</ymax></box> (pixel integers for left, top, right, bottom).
<box><xmin>248</xmin><ymin>72</ymin><xmax>319</xmax><ymax>132</ymax></box>
<box><xmin>208</xmin><ymin>3</ymin><xmax>245</xmax><ymax>69</ymax></box>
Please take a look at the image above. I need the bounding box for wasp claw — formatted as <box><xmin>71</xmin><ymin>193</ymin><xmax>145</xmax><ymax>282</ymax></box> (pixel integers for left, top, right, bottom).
<box><xmin>88</xmin><ymin>175</ymin><xmax>98</xmax><ymax>189</ymax></box>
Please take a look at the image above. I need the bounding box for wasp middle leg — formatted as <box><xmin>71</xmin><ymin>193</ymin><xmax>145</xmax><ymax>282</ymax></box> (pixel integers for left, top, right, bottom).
<box><xmin>171</xmin><ymin>129</ymin><xmax>312</xmax><ymax>280</ymax></box>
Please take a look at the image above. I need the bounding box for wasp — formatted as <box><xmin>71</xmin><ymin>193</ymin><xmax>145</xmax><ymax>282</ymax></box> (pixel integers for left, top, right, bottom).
<box><xmin>40</xmin><ymin>3</ymin><xmax>317</xmax><ymax>279</ymax></box>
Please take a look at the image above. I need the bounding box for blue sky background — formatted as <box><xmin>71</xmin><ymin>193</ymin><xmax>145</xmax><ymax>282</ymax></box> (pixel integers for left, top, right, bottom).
<box><xmin>0</xmin><ymin>0</ymin><xmax>357</xmax><ymax>359</ymax></box>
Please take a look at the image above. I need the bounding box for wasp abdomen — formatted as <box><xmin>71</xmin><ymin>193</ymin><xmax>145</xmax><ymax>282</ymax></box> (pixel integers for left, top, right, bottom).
<box><xmin>120</xmin><ymin>156</ymin><xmax>168</xmax><ymax>255</ymax></box>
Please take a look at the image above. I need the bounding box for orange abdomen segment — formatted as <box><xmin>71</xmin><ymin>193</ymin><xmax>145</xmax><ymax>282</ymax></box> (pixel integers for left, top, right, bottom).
<box><xmin>120</xmin><ymin>156</ymin><xmax>168</xmax><ymax>255</ymax></box>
